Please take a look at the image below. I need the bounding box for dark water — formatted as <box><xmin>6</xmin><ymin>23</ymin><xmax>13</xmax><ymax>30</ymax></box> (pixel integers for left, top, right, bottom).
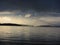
<box><xmin>0</xmin><ymin>26</ymin><xmax>60</xmax><ymax>45</ymax></box>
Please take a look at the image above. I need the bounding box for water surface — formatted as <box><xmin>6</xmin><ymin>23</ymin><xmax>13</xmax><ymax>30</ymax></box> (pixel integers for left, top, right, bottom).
<box><xmin>0</xmin><ymin>26</ymin><xmax>60</xmax><ymax>45</ymax></box>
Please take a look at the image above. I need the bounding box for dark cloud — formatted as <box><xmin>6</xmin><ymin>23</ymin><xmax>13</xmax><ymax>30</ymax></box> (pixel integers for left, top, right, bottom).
<box><xmin>0</xmin><ymin>0</ymin><xmax>60</xmax><ymax>17</ymax></box>
<box><xmin>0</xmin><ymin>0</ymin><xmax>60</xmax><ymax>12</ymax></box>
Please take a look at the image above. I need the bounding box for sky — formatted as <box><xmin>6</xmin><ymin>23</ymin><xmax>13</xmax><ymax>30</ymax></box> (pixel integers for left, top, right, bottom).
<box><xmin>0</xmin><ymin>0</ymin><xmax>60</xmax><ymax>26</ymax></box>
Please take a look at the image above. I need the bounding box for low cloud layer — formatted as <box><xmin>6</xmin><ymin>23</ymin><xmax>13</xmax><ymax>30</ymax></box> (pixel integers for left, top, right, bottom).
<box><xmin>38</xmin><ymin>16</ymin><xmax>60</xmax><ymax>25</ymax></box>
<box><xmin>0</xmin><ymin>11</ymin><xmax>60</xmax><ymax>26</ymax></box>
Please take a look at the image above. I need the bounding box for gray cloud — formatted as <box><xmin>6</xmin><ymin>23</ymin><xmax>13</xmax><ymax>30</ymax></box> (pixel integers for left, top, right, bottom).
<box><xmin>0</xmin><ymin>0</ymin><xmax>59</xmax><ymax>12</ymax></box>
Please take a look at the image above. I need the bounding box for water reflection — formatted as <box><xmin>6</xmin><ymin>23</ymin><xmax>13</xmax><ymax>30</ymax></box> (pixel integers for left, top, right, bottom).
<box><xmin>0</xmin><ymin>26</ymin><xmax>60</xmax><ymax>44</ymax></box>
<box><xmin>0</xmin><ymin>26</ymin><xmax>30</xmax><ymax>42</ymax></box>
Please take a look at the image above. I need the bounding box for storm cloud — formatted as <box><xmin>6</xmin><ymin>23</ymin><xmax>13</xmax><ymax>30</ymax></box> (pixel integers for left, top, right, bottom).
<box><xmin>0</xmin><ymin>0</ymin><xmax>60</xmax><ymax>25</ymax></box>
<box><xmin>0</xmin><ymin>0</ymin><xmax>60</xmax><ymax>12</ymax></box>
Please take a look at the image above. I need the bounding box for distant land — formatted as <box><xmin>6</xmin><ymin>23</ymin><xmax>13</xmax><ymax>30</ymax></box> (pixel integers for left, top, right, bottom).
<box><xmin>0</xmin><ymin>23</ymin><xmax>60</xmax><ymax>27</ymax></box>
<box><xmin>0</xmin><ymin>23</ymin><xmax>33</xmax><ymax>26</ymax></box>
<box><xmin>37</xmin><ymin>25</ymin><xmax>60</xmax><ymax>27</ymax></box>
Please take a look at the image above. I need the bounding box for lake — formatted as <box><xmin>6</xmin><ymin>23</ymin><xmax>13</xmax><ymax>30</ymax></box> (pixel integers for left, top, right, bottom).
<box><xmin>0</xmin><ymin>26</ymin><xmax>60</xmax><ymax>45</ymax></box>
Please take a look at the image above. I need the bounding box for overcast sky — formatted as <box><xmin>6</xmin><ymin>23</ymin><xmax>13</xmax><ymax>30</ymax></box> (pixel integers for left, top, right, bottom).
<box><xmin>0</xmin><ymin>0</ymin><xmax>60</xmax><ymax>26</ymax></box>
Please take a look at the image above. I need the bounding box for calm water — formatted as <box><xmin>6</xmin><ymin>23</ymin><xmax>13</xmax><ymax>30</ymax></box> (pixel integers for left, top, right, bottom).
<box><xmin>0</xmin><ymin>26</ymin><xmax>60</xmax><ymax>45</ymax></box>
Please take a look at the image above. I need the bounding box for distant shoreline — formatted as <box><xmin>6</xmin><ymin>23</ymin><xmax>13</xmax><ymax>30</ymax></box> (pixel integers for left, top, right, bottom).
<box><xmin>0</xmin><ymin>23</ymin><xmax>33</xmax><ymax>27</ymax></box>
<box><xmin>0</xmin><ymin>23</ymin><xmax>60</xmax><ymax>27</ymax></box>
<box><xmin>36</xmin><ymin>25</ymin><xmax>60</xmax><ymax>27</ymax></box>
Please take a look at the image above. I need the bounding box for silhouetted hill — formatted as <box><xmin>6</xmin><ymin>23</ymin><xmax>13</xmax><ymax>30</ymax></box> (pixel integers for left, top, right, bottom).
<box><xmin>0</xmin><ymin>23</ymin><xmax>33</xmax><ymax>26</ymax></box>
<box><xmin>37</xmin><ymin>25</ymin><xmax>60</xmax><ymax>27</ymax></box>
